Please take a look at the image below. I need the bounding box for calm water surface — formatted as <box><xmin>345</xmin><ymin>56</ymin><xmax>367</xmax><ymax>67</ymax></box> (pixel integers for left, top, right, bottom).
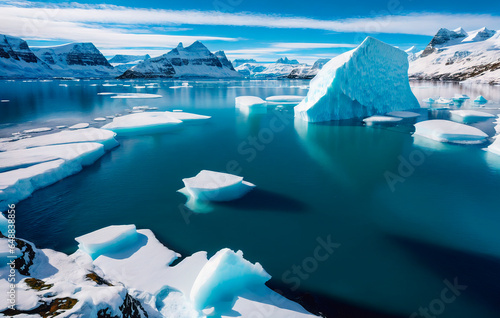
<box><xmin>1</xmin><ymin>79</ymin><xmax>500</xmax><ymax>318</ymax></box>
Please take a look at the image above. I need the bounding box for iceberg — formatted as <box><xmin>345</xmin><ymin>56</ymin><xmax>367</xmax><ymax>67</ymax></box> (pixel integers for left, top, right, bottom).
<box><xmin>101</xmin><ymin>112</ymin><xmax>183</xmax><ymax>136</ymax></box>
<box><xmin>295</xmin><ymin>37</ymin><xmax>419</xmax><ymax>122</ymax></box>
<box><xmin>0</xmin><ymin>128</ymin><xmax>118</xmax><ymax>152</ymax></box>
<box><xmin>0</xmin><ymin>213</ymin><xmax>8</xmax><ymax>235</ymax></box>
<box><xmin>450</xmin><ymin>110</ymin><xmax>496</xmax><ymax>122</ymax></box>
<box><xmin>474</xmin><ymin>95</ymin><xmax>488</xmax><ymax>104</ymax></box>
<box><xmin>487</xmin><ymin>137</ymin><xmax>500</xmax><ymax>156</ymax></box>
<box><xmin>386</xmin><ymin>111</ymin><xmax>421</xmax><ymax>118</ymax></box>
<box><xmin>190</xmin><ymin>248</ymin><xmax>271</xmax><ymax>311</ymax></box>
<box><xmin>235</xmin><ymin>96</ymin><xmax>267</xmax><ymax>108</ymax></box>
<box><xmin>75</xmin><ymin>225</ymin><xmax>139</xmax><ymax>259</ymax></box>
<box><xmin>363</xmin><ymin>115</ymin><xmax>402</xmax><ymax>125</ymax></box>
<box><xmin>454</xmin><ymin>94</ymin><xmax>470</xmax><ymax>100</ymax></box>
<box><xmin>414</xmin><ymin>120</ymin><xmax>488</xmax><ymax>144</ymax></box>
<box><xmin>422</xmin><ymin>97</ymin><xmax>435</xmax><ymax>103</ymax></box>
<box><xmin>179</xmin><ymin>170</ymin><xmax>255</xmax><ymax>202</ymax></box>
<box><xmin>435</xmin><ymin>97</ymin><xmax>453</xmax><ymax>104</ymax></box>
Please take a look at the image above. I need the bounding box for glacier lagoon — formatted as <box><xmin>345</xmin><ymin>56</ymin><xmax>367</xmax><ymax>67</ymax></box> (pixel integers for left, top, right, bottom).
<box><xmin>1</xmin><ymin>79</ymin><xmax>500</xmax><ymax>318</ymax></box>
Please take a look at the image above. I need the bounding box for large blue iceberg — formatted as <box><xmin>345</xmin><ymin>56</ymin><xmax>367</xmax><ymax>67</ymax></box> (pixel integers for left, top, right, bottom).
<box><xmin>295</xmin><ymin>37</ymin><xmax>419</xmax><ymax>122</ymax></box>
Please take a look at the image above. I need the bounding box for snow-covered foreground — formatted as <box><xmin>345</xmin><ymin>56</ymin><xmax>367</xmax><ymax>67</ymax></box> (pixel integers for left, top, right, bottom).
<box><xmin>0</xmin><ymin>225</ymin><xmax>317</xmax><ymax>318</ymax></box>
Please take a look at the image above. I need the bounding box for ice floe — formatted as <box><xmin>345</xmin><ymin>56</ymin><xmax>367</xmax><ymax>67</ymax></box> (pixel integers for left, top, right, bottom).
<box><xmin>435</xmin><ymin>97</ymin><xmax>453</xmax><ymax>104</ymax></box>
<box><xmin>266</xmin><ymin>95</ymin><xmax>305</xmax><ymax>105</ymax></box>
<box><xmin>93</xmin><ymin>117</ymin><xmax>107</xmax><ymax>121</ymax></box>
<box><xmin>363</xmin><ymin>115</ymin><xmax>402</xmax><ymax>125</ymax></box>
<box><xmin>422</xmin><ymin>98</ymin><xmax>435</xmax><ymax>103</ymax></box>
<box><xmin>69</xmin><ymin>123</ymin><xmax>90</xmax><ymax>129</ymax></box>
<box><xmin>22</xmin><ymin>127</ymin><xmax>52</xmax><ymax>134</ymax></box>
<box><xmin>190</xmin><ymin>248</ymin><xmax>271</xmax><ymax>311</ymax></box>
<box><xmin>295</xmin><ymin>37</ymin><xmax>418</xmax><ymax>122</ymax></box>
<box><xmin>386</xmin><ymin>111</ymin><xmax>421</xmax><ymax>118</ymax></box>
<box><xmin>101</xmin><ymin>112</ymin><xmax>183</xmax><ymax>135</ymax></box>
<box><xmin>76</xmin><ymin>225</ymin><xmax>139</xmax><ymax>259</ymax></box>
<box><xmin>0</xmin><ymin>128</ymin><xmax>118</xmax><ymax>152</ymax></box>
<box><xmin>179</xmin><ymin>170</ymin><xmax>255</xmax><ymax>203</ymax></box>
<box><xmin>235</xmin><ymin>96</ymin><xmax>267</xmax><ymax>108</ymax></box>
<box><xmin>414</xmin><ymin>120</ymin><xmax>488</xmax><ymax>144</ymax></box>
<box><xmin>450</xmin><ymin>110</ymin><xmax>496</xmax><ymax>122</ymax></box>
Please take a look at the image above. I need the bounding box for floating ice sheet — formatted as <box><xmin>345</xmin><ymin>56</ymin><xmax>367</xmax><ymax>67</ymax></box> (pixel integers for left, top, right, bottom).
<box><xmin>414</xmin><ymin>120</ymin><xmax>488</xmax><ymax>144</ymax></box>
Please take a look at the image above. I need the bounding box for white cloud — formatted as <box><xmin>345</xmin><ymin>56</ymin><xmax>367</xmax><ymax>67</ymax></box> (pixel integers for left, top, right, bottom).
<box><xmin>2</xmin><ymin>2</ymin><xmax>500</xmax><ymax>38</ymax></box>
<box><xmin>271</xmin><ymin>43</ymin><xmax>357</xmax><ymax>49</ymax></box>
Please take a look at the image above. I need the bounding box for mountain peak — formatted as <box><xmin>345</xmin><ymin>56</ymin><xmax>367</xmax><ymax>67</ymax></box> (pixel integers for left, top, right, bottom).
<box><xmin>176</xmin><ymin>42</ymin><xmax>184</xmax><ymax>49</ymax></box>
<box><xmin>276</xmin><ymin>57</ymin><xmax>299</xmax><ymax>64</ymax></box>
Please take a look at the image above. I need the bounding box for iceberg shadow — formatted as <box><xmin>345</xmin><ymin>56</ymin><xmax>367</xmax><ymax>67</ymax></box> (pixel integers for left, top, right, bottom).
<box><xmin>217</xmin><ymin>188</ymin><xmax>307</xmax><ymax>213</ymax></box>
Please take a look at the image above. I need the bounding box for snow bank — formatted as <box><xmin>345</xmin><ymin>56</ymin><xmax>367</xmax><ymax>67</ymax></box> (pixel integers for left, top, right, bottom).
<box><xmin>0</xmin><ymin>128</ymin><xmax>118</xmax><ymax>152</ymax></box>
<box><xmin>414</xmin><ymin>120</ymin><xmax>488</xmax><ymax>144</ymax></box>
<box><xmin>363</xmin><ymin>115</ymin><xmax>402</xmax><ymax>125</ymax></box>
<box><xmin>179</xmin><ymin>170</ymin><xmax>255</xmax><ymax>202</ymax></box>
<box><xmin>386</xmin><ymin>111</ymin><xmax>421</xmax><ymax>118</ymax></box>
<box><xmin>76</xmin><ymin>225</ymin><xmax>139</xmax><ymax>259</ymax></box>
<box><xmin>190</xmin><ymin>248</ymin><xmax>271</xmax><ymax>311</ymax></box>
<box><xmin>295</xmin><ymin>37</ymin><xmax>419</xmax><ymax>122</ymax></box>
<box><xmin>450</xmin><ymin>110</ymin><xmax>496</xmax><ymax>122</ymax></box>
<box><xmin>235</xmin><ymin>96</ymin><xmax>267</xmax><ymax>108</ymax></box>
<box><xmin>0</xmin><ymin>142</ymin><xmax>105</xmax><ymax>172</ymax></box>
<box><xmin>101</xmin><ymin>112</ymin><xmax>182</xmax><ymax>136</ymax></box>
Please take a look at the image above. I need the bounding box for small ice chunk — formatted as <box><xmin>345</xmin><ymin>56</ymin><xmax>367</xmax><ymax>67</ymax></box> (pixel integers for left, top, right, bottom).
<box><xmin>101</xmin><ymin>112</ymin><xmax>182</xmax><ymax>136</ymax></box>
<box><xmin>22</xmin><ymin>127</ymin><xmax>52</xmax><ymax>134</ymax></box>
<box><xmin>1</xmin><ymin>100</ymin><xmax>9</xmax><ymax>103</ymax></box>
<box><xmin>134</xmin><ymin>86</ymin><xmax>146</xmax><ymax>89</ymax></box>
<box><xmin>102</xmin><ymin>83</ymin><xmax>118</xmax><ymax>87</ymax></box>
<box><xmin>435</xmin><ymin>97</ymin><xmax>453</xmax><ymax>104</ymax></box>
<box><xmin>97</xmin><ymin>92</ymin><xmax>117</xmax><ymax>96</ymax></box>
<box><xmin>450</xmin><ymin>110</ymin><xmax>496</xmax><ymax>122</ymax></box>
<box><xmin>363</xmin><ymin>115</ymin><xmax>402</xmax><ymax>125</ymax></box>
<box><xmin>0</xmin><ymin>128</ymin><xmax>118</xmax><ymax>152</ymax></box>
<box><xmin>235</xmin><ymin>96</ymin><xmax>267</xmax><ymax>108</ymax></box>
<box><xmin>93</xmin><ymin>117</ymin><xmax>107</xmax><ymax>122</ymax></box>
<box><xmin>56</xmin><ymin>125</ymin><xmax>66</xmax><ymax>129</ymax></box>
<box><xmin>173</xmin><ymin>109</ymin><xmax>183</xmax><ymax>112</ymax></box>
<box><xmin>386</xmin><ymin>111</ymin><xmax>421</xmax><ymax>118</ymax></box>
<box><xmin>69</xmin><ymin>123</ymin><xmax>90</xmax><ymax>130</ymax></box>
<box><xmin>180</xmin><ymin>170</ymin><xmax>255</xmax><ymax>202</ymax></box>
<box><xmin>454</xmin><ymin>94</ymin><xmax>470</xmax><ymax>100</ymax></box>
<box><xmin>414</xmin><ymin>120</ymin><xmax>488</xmax><ymax>144</ymax></box>
<box><xmin>266</xmin><ymin>95</ymin><xmax>305</xmax><ymax>105</ymax></box>
<box><xmin>76</xmin><ymin>225</ymin><xmax>138</xmax><ymax>259</ymax></box>
<box><xmin>423</xmin><ymin>98</ymin><xmax>435</xmax><ymax>103</ymax></box>
<box><xmin>474</xmin><ymin>95</ymin><xmax>488</xmax><ymax>104</ymax></box>
<box><xmin>169</xmin><ymin>85</ymin><xmax>193</xmax><ymax>88</ymax></box>
<box><xmin>106</xmin><ymin>116</ymin><xmax>115</xmax><ymax>119</ymax></box>
<box><xmin>111</xmin><ymin>93</ymin><xmax>162</xmax><ymax>99</ymax></box>
<box><xmin>190</xmin><ymin>248</ymin><xmax>271</xmax><ymax>311</ymax></box>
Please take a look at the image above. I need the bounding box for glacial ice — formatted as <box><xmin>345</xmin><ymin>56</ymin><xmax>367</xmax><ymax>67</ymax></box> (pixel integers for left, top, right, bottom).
<box><xmin>386</xmin><ymin>111</ymin><xmax>421</xmax><ymax>118</ymax></box>
<box><xmin>363</xmin><ymin>115</ymin><xmax>402</xmax><ymax>125</ymax></box>
<box><xmin>450</xmin><ymin>110</ymin><xmax>496</xmax><ymax>122</ymax></box>
<box><xmin>454</xmin><ymin>94</ymin><xmax>470</xmax><ymax>100</ymax></box>
<box><xmin>0</xmin><ymin>128</ymin><xmax>118</xmax><ymax>152</ymax></box>
<box><xmin>474</xmin><ymin>95</ymin><xmax>488</xmax><ymax>104</ymax></box>
<box><xmin>101</xmin><ymin>112</ymin><xmax>183</xmax><ymax>135</ymax></box>
<box><xmin>190</xmin><ymin>248</ymin><xmax>271</xmax><ymax>311</ymax></box>
<box><xmin>93</xmin><ymin>117</ymin><xmax>107</xmax><ymax>121</ymax></box>
<box><xmin>295</xmin><ymin>37</ymin><xmax>419</xmax><ymax>122</ymax></box>
<box><xmin>69</xmin><ymin>123</ymin><xmax>90</xmax><ymax>129</ymax></box>
<box><xmin>488</xmin><ymin>137</ymin><xmax>500</xmax><ymax>156</ymax></box>
<box><xmin>423</xmin><ymin>98</ymin><xmax>435</xmax><ymax>103</ymax></box>
<box><xmin>414</xmin><ymin>120</ymin><xmax>488</xmax><ymax>144</ymax></box>
<box><xmin>179</xmin><ymin>170</ymin><xmax>255</xmax><ymax>202</ymax></box>
<box><xmin>0</xmin><ymin>214</ymin><xmax>8</xmax><ymax>235</ymax></box>
<box><xmin>76</xmin><ymin>225</ymin><xmax>139</xmax><ymax>259</ymax></box>
<box><xmin>235</xmin><ymin>96</ymin><xmax>267</xmax><ymax>108</ymax></box>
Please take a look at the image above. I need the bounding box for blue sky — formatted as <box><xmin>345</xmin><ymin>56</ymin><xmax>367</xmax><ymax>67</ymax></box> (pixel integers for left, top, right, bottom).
<box><xmin>1</xmin><ymin>0</ymin><xmax>500</xmax><ymax>63</ymax></box>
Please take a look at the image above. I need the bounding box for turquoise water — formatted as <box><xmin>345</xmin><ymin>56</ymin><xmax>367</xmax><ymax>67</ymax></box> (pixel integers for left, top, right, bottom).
<box><xmin>1</xmin><ymin>79</ymin><xmax>500</xmax><ymax>317</ymax></box>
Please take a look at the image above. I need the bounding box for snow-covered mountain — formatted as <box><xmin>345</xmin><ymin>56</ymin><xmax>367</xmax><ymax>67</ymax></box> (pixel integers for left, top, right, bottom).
<box><xmin>235</xmin><ymin>57</ymin><xmax>307</xmax><ymax>78</ymax></box>
<box><xmin>0</xmin><ymin>34</ymin><xmax>54</xmax><ymax>78</ymax></box>
<box><xmin>32</xmin><ymin>43</ymin><xmax>119</xmax><ymax>78</ymax></box>
<box><xmin>287</xmin><ymin>58</ymin><xmax>331</xmax><ymax>79</ymax></box>
<box><xmin>108</xmin><ymin>54</ymin><xmax>151</xmax><ymax>73</ymax></box>
<box><xmin>118</xmin><ymin>41</ymin><xmax>240</xmax><ymax>78</ymax></box>
<box><xmin>233</xmin><ymin>58</ymin><xmax>257</xmax><ymax>67</ymax></box>
<box><xmin>409</xmin><ymin>27</ymin><xmax>500</xmax><ymax>84</ymax></box>
<box><xmin>405</xmin><ymin>46</ymin><xmax>422</xmax><ymax>62</ymax></box>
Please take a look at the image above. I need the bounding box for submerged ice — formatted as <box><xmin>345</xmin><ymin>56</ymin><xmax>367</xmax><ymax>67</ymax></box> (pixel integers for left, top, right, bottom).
<box><xmin>295</xmin><ymin>37</ymin><xmax>419</xmax><ymax>122</ymax></box>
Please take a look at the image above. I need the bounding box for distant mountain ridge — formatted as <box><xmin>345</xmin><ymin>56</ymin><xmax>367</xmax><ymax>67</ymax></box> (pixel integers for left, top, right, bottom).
<box><xmin>409</xmin><ymin>27</ymin><xmax>500</xmax><ymax>84</ymax></box>
<box><xmin>118</xmin><ymin>41</ymin><xmax>240</xmax><ymax>78</ymax></box>
<box><xmin>235</xmin><ymin>57</ymin><xmax>330</xmax><ymax>79</ymax></box>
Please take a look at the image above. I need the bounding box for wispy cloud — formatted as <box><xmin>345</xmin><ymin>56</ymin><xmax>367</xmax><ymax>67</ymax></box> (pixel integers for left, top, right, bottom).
<box><xmin>271</xmin><ymin>43</ymin><xmax>357</xmax><ymax>49</ymax></box>
<box><xmin>2</xmin><ymin>2</ymin><xmax>500</xmax><ymax>38</ymax></box>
